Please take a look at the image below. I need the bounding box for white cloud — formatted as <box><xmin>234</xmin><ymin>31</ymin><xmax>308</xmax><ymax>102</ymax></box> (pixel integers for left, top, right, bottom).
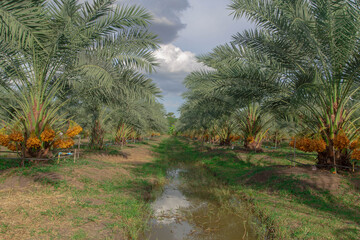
<box><xmin>154</xmin><ymin>44</ymin><xmax>205</xmax><ymax>73</ymax></box>
<box><xmin>153</xmin><ymin>16</ymin><xmax>175</xmax><ymax>26</ymax></box>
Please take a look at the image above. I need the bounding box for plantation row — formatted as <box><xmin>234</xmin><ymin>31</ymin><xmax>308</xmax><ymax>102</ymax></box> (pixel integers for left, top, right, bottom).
<box><xmin>177</xmin><ymin>0</ymin><xmax>360</xmax><ymax>171</ymax></box>
<box><xmin>0</xmin><ymin>0</ymin><xmax>167</xmax><ymax>159</ymax></box>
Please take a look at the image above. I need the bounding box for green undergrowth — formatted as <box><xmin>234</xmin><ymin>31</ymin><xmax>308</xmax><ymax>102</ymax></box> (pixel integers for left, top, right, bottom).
<box><xmin>1</xmin><ymin>137</ymin><xmax>359</xmax><ymax>239</ymax></box>
<box><xmin>0</xmin><ymin>139</ymin><xmax>168</xmax><ymax>239</ymax></box>
<box><xmin>156</xmin><ymin>137</ymin><xmax>360</xmax><ymax>240</ymax></box>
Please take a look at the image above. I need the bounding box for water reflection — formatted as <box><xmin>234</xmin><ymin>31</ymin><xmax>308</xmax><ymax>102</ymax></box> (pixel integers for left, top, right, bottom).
<box><xmin>144</xmin><ymin>169</ymin><xmax>256</xmax><ymax>240</ymax></box>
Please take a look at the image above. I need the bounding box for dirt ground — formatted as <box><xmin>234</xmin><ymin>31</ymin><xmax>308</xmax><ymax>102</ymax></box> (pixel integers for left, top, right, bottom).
<box><xmin>0</xmin><ymin>138</ymin><xmax>162</xmax><ymax>240</ymax></box>
<box><xmin>245</xmin><ymin>166</ymin><xmax>344</xmax><ymax>193</ymax></box>
<box><xmin>88</xmin><ymin>145</ymin><xmax>155</xmax><ymax>166</ymax></box>
<box><xmin>201</xmin><ymin>144</ymin><xmax>350</xmax><ymax>194</ymax></box>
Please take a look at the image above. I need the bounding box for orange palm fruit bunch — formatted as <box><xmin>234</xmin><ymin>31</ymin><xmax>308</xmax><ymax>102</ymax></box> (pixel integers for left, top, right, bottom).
<box><xmin>333</xmin><ymin>132</ymin><xmax>350</xmax><ymax>150</ymax></box>
<box><xmin>53</xmin><ymin>137</ymin><xmax>75</xmax><ymax>149</ymax></box>
<box><xmin>66</xmin><ymin>122</ymin><xmax>83</xmax><ymax>138</ymax></box>
<box><xmin>296</xmin><ymin>138</ymin><xmax>311</xmax><ymax>152</ymax></box>
<box><xmin>40</xmin><ymin>127</ymin><xmax>56</xmax><ymax>142</ymax></box>
<box><xmin>247</xmin><ymin>136</ymin><xmax>254</xmax><ymax>143</ymax></box>
<box><xmin>291</xmin><ymin>137</ymin><xmax>326</xmax><ymax>153</ymax></box>
<box><xmin>26</xmin><ymin>134</ymin><xmax>41</xmax><ymax>149</ymax></box>
<box><xmin>350</xmin><ymin>140</ymin><xmax>360</xmax><ymax>150</ymax></box>
<box><xmin>312</xmin><ymin>138</ymin><xmax>326</xmax><ymax>152</ymax></box>
<box><xmin>308</xmin><ymin>138</ymin><xmax>317</xmax><ymax>151</ymax></box>
<box><xmin>53</xmin><ymin>139</ymin><xmax>62</xmax><ymax>149</ymax></box>
<box><xmin>229</xmin><ymin>135</ymin><xmax>240</xmax><ymax>142</ymax></box>
<box><xmin>289</xmin><ymin>137</ymin><xmax>295</xmax><ymax>147</ymax></box>
<box><xmin>9</xmin><ymin>131</ymin><xmax>24</xmax><ymax>142</ymax></box>
<box><xmin>63</xmin><ymin>138</ymin><xmax>75</xmax><ymax>148</ymax></box>
<box><xmin>351</xmin><ymin>149</ymin><xmax>360</xmax><ymax>160</ymax></box>
<box><xmin>0</xmin><ymin>133</ymin><xmax>10</xmax><ymax>147</ymax></box>
<box><xmin>204</xmin><ymin>134</ymin><xmax>210</xmax><ymax>141</ymax></box>
<box><xmin>7</xmin><ymin>143</ymin><xmax>18</xmax><ymax>152</ymax></box>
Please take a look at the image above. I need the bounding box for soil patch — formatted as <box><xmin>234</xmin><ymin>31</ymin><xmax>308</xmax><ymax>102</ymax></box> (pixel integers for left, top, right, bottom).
<box><xmin>0</xmin><ymin>174</ymin><xmax>40</xmax><ymax>192</ymax></box>
<box><xmin>34</xmin><ymin>172</ymin><xmax>64</xmax><ymax>182</ymax></box>
<box><xmin>245</xmin><ymin>166</ymin><xmax>343</xmax><ymax>193</ymax></box>
<box><xmin>71</xmin><ymin>166</ymin><xmax>130</xmax><ymax>182</ymax></box>
<box><xmin>87</xmin><ymin>147</ymin><xmax>153</xmax><ymax>166</ymax></box>
<box><xmin>0</xmin><ymin>138</ymin><xmax>163</xmax><ymax>239</ymax></box>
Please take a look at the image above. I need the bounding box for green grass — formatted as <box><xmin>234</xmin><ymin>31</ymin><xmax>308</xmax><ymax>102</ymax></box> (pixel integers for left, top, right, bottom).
<box><xmin>152</xmin><ymin>137</ymin><xmax>360</xmax><ymax>240</ymax></box>
<box><xmin>0</xmin><ymin>139</ymin><xmax>169</xmax><ymax>239</ymax></box>
<box><xmin>0</xmin><ymin>158</ymin><xmax>31</xmax><ymax>170</ymax></box>
<box><xmin>1</xmin><ymin>137</ymin><xmax>358</xmax><ymax>239</ymax></box>
<box><xmin>71</xmin><ymin>229</ymin><xmax>87</xmax><ymax>240</ymax></box>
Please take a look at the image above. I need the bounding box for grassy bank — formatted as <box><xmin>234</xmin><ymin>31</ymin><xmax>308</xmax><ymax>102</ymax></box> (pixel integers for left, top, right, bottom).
<box><xmin>0</xmin><ymin>136</ymin><xmax>359</xmax><ymax>239</ymax></box>
<box><xmin>156</xmin><ymin>137</ymin><xmax>360</xmax><ymax>239</ymax></box>
<box><xmin>0</xmin><ymin>138</ymin><xmax>168</xmax><ymax>239</ymax></box>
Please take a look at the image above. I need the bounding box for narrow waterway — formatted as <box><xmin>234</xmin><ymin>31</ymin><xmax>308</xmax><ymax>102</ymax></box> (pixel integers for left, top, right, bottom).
<box><xmin>144</xmin><ymin>167</ymin><xmax>257</xmax><ymax>240</ymax></box>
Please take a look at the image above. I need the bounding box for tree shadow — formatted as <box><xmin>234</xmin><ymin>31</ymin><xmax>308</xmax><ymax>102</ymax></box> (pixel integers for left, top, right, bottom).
<box><xmin>332</xmin><ymin>227</ymin><xmax>359</xmax><ymax>239</ymax></box>
<box><xmin>251</xmin><ymin>173</ymin><xmax>359</xmax><ymax>223</ymax></box>
<box><xmin>349</xmin><ymin>173</ymin><xmax>360</xmax><ymax>192</ymax></box>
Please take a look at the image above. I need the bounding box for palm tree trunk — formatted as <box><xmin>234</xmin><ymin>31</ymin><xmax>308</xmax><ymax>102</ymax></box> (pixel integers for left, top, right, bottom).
<box><xmin>317</xmin><ymin>145</ymin><xmax>350</xmax><ymax>167</ymax></box>
<box><xmin>90</xmin><ymin>108</ymin><xmax>104</xmax><ymax>149</ymax></box>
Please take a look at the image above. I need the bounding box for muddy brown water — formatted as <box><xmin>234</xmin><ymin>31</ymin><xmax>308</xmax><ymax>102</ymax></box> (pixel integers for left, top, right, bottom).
<box><xmin>143</xmin><ymin>168</ymin><xmax>257</xmax><ymax>240</ymax></box>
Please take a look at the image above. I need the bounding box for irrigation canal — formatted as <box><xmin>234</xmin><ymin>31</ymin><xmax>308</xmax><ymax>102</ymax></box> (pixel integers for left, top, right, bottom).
<box><xmin>144</xmin><ymin>166</ymin><xmax>257</xmax><ymax>240</ymax></box>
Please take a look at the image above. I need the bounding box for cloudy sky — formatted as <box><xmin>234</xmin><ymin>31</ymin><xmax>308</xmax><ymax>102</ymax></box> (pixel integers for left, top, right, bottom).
<box><xmin>119</xmin><ymin>0</ymin><xmax>253</xmax><ymax>116</ymax></box>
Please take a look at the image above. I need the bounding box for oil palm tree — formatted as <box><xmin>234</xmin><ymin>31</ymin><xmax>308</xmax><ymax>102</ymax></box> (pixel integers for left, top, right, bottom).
<box><xmin>179</xmin><ymin>43</ymin><xmax>273</xmax><ymax>149</ymax></box>
<box><xmin>229</xmin><ymin>0</ymin><xmax>360</xmax><ymax>167</ymax></box>
<box><xmin>235</xmin><ymin>103</ymin><xmax>271</xmax><ymax>151</ymax></box>
<box><xmin>72</xmin><ymin>71</ymin><xmax>162</xmax><ymax>148</ymax></box>
<box><xmin>112</xmin><ymin>100</ymin><xmax>167</xmax><ymax>145</ymax></box>
<box><xmin>0</xmin><ymin>0</ymin><xmax>161</xmax><ymax>156</ymax></box>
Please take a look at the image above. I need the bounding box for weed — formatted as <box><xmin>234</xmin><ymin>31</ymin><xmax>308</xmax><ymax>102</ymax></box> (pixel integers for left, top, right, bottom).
<box><xmin>0</xmin><ymin>223</ymin><xmax>9</xmax><ymax>234</ymax></box>
<box><xmin>71</xmin><ymin>229</ymin><xmax>87</xmax><ymax>240</ymax></box>
<box><xmin>152</xmin><ymin>137</ymin><xmax>360</xmax><ymax>239</ymax></box>
<box><xmin>87</xmin><ymin>215</ymin><xmax>98</xmax><ymax>222</ymax></box>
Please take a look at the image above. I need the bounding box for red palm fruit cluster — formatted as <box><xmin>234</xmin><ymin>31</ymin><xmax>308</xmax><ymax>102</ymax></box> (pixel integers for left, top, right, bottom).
<box><xmin>9</xmin><ymin>131</ymin><xmax>24</xmax><ymax>142</ymax></box>
<box><xmin>333</xmin><ymin>132</ymin><xmax>350</xmax><ymax>150</ymax></box>
<box><xmin>40</xmin><ymin>128</ymin><xmax>56</xmax><ymax>142</ymax></box>
<box><xmin>26</xmin><ymin>136</ymin><xmax>41</xmax><ymax>149</ymax></box>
